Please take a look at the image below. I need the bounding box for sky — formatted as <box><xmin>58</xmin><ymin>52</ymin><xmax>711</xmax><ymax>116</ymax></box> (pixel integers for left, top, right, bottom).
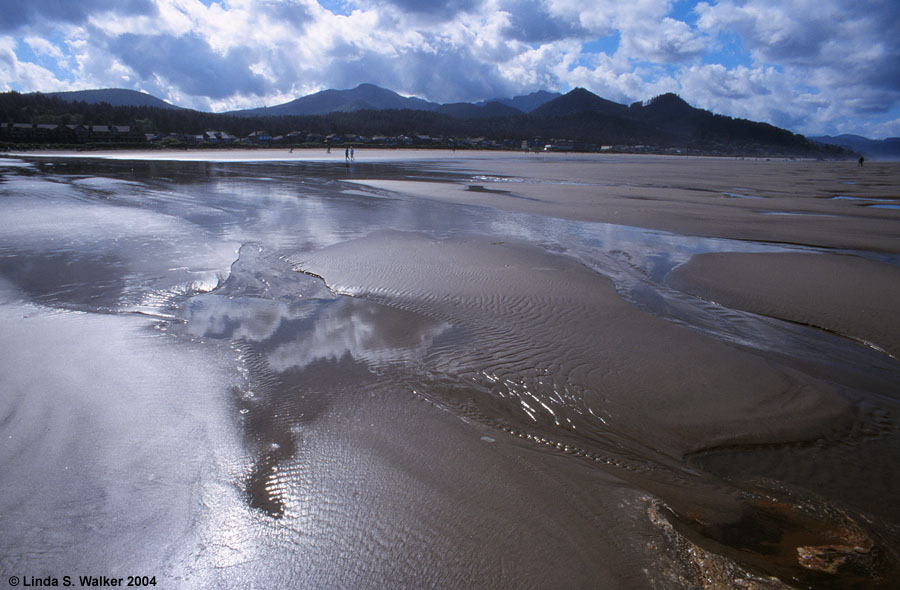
<box><xmin>1</xmin><ymin>0</ymin><xmax>898</xmax><ymax>138</ymax></box>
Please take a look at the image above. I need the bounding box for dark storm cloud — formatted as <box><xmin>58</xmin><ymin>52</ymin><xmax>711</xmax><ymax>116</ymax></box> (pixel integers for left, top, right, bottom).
<box><xmin>360</xmin><ymin>0</ymin><xmax>480</xmax><ymax>21</ymax></box>
<box><xmin>268</xmin><ymin>0</ymin><xmax>313</xmax><ymax>27</ymax></box>
<box><xmin>106</xmin><ymin>33</ymin><xmax>269</xmax><ymax>99</ymax></box>
<box><xmin>698</xmin><ymin>0</ymin><xmax>900</xmax><ymax>94</ymax></box>
<box><xmin>0</xmin><ymin>0</ymin><xmax>155</xmax><ymax>32</ymax></box>
<box><xmin>499</xmin><ymin>0</ymin><xmax>587</xmax><ymax>43</ymax></box>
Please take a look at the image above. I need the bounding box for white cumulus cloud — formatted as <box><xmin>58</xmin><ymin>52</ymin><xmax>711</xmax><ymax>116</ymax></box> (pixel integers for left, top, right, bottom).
<box><xmin>0</xmin><ymin>0</ymin><xmax>898</xmax><ymax>136</ymax></box>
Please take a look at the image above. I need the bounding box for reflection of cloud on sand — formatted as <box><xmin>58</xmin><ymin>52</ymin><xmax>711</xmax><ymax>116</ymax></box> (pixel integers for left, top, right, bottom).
<box><xmin>183</xmin><ymin>294</ymin><xmax>316</xmax><ymax>342</ymax></box>
<box><xmin>182</xmin><ymin>290</ymin><xmax>450</xmax><ymax>374</ymax></box>
<box><xmin>267</xmin><ymin>298</ymin><xmax>451</xmax><ymax>374</ymax></box>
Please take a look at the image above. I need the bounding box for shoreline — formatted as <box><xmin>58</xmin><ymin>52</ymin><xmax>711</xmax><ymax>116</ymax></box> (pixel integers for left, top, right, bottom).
<box><xmin>5</xmin><ymin>145</ymin><xmax>864</xmax><ymax>161</ymax></box>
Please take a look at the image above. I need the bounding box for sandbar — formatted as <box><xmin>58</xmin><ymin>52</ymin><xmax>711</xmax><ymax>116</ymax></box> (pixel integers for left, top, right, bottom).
<box><xmin>667</xmin><ymin>251</ymin><xmax>900</xmax><ymax>358</ymax></box>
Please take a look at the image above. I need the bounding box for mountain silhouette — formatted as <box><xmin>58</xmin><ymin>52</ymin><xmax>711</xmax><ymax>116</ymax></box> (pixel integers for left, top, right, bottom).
<box><xmin>810</xmin><ymin>134</ymin><xmax>900</xmax><ymax>159</ymax></box>
<box><xmin>530</xmin><ymin>87</ymin><xmax>627</xmax><ymax>118</ymax></box>
<box><xmin>480</xmin><ymin>90</ymin><xmax>561</xmax><ymax>113</ymax></box>
<box><xmin>10</xmin><ymin>83</ymin><xmax>856</xmax><ymax>156</ymax></box>
<box><xmin>45</xmin><ymin>88</ymin><xmax>182</xmax><ymax>110</ymax></box>
<box><xmin>227</xmin><ymin>83</ymin><xmax>439</xmax><ymax>117</ymax></box>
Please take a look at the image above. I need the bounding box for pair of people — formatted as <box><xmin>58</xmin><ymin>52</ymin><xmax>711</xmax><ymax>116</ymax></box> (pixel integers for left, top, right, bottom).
<box><xmin>344</xmin><ymin>146</ymin><xmax>355</xmax><ymax>161</ymax></box>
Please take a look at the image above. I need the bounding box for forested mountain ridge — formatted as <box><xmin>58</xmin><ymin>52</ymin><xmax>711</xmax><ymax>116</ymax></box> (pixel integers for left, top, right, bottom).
<box><xmin>0</xmin><ymin>86</ymin><xmax>853</xmax><ymax>157</ymax></box>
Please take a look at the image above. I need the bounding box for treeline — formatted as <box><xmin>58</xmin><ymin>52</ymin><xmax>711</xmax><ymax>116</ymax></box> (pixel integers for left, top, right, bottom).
<box><xmin>0</xmin><ymin>90</ymin><xmax>544</xmax><ymax>140</ymax></box>
<box><xmin>0</xmin><ymin>90</ymin><xmax>850</xmax><ymax>156</ymax></box>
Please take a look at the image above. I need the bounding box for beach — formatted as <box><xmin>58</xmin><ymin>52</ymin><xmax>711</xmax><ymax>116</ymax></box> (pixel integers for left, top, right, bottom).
<box><xmin>1</xmin><ymin>150</ymin><xmax>898</xmax><ymax>588</ymax></box>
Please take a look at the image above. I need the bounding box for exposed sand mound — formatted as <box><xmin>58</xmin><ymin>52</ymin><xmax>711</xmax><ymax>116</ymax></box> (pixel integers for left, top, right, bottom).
<box><xmin>668</xmin><ymin>252</ymin><xmax>900</xmax><ymax>359</ymax></box>
<box><xmin>298</xmin><ymin>231</ymin><xmax>852</xmax><ymax>457</ymax></box>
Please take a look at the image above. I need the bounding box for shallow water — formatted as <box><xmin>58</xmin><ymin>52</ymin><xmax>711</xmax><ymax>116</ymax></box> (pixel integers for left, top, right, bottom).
<box><xmin>2</xmin><ymin>155</ymin><xmax>899</xmax><ymax>588</ymax></box>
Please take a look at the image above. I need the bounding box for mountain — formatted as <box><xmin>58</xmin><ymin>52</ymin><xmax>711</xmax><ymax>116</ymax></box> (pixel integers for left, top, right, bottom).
<box><xmin>227</xmin><ymin>83</ymin><xmax>439</xmax><ymax>117</ymax></box>
<box><xmin>629</xmin><ymin>93</ymin><xmax>696</xmax><ymax>122</ymax></box>
<box><xmin>3</xmin><ymin>84</ymin><xmax>849</xmax><ymax>156</ymax></box>
<box><xmin>480</xmin><ymin>90</ymin><xmax>561</xmax><ymax>113</ymax></box>
<box><xmin>530</xmin><ymin>87</ymin><xmax>628</xmax><ymax>118</ymax></box>
<box><xmin>437</xmin><ymin>101</ymin><xmax>523</xmax><ymax>118</ymax></box>
<box><xmin>516</xmin><ymin>88</ymin><xmax>826</xmax><ymax>154</ymax></box>
<box><xmin>809</xmin><ymin>134</ymin><xmax>900</xmax><ymax>160</ymax></box>
<box><xmin>228</xmin><ymin>85</ymin><xmax>556</xmax><ymax>118</ymax></box>
<box><xmin>45</xmin><ymin>88</ymin><xmax>183</xmax><ymax>110</ymax></box>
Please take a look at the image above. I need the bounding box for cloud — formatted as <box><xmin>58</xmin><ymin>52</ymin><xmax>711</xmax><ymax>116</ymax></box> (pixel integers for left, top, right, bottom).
<box><xmin>266</xmin><ymin>0</ymin><xmax>315</xmax><ymax>27</ymax></box>
<box><xmin>357</xmin><ymin>0</ymin><xmax>480</xmax><ymax>22</ymax></box>
<box><xmin>0</xmin><ymin>0</ymin><xmax>156</xmax><ymax>32</ymax></box>
<box><xmin>105</xmin><ymin>32</ymin><xmax>270</xmax><ymax>99</ymax></box>
<box><xmin>499</xmin><ymin>0</ymin><xmax>588</xmax><ymax>43</ymax></box>
<box><xmin>692</xmin><ymin>0</ymin><xmax>900</xmax><ymax>132</ymax></box>
<box><xmin>696</xmin><ymin>1</ymin><xmax>900</xmax><ymax>93</ymax></box>
<box><xmin>618</xmin><ymin>16</ymin><xmax>706</xmax><ymax>63</ymax></box>
<box><xmin>0</xmin><ymin>36</ymin><xmax>75</xmax><ymax>92</ymax></box>
<box><xmin>2</xmin><ymin>0</ymin><xmax>899</xmax><ymax>136</ymax></box>
<box><xmin>24</xmin><ymin>36</ymin><xmax>65</xmax><ymax>59</ymax></box>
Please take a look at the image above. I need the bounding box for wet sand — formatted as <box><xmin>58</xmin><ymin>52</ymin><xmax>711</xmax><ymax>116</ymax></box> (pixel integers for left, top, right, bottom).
<box><xmin>344</xmin><ymin>154</ymin><xmax>900</xmax><ymax>253</ymax></box>
<box><xmin>2</xmin><ymin>152</ymin><xmax>899</xmax><ymax>589</ymax></box>
<box><xmin>668</xmin><ymin>252</ymin><xmax>900</xmax><ymax>359</ymax></box>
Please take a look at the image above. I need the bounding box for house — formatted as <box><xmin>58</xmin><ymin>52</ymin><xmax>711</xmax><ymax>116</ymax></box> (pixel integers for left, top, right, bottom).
<box><xmin>204</xmin><ymin>131</ymin><xmax>237</xmax><ymax>143</ymax></box>
<box><xmin>90</xmin><ymin>125</ymin><xmax>112</xmax><ymax>142</ymax></box>
<box><xmin>10</xmin><ymin>123</ymin><xmax>34</xmax><ymax>141</ymax></box>
<box><xmin>245</xmin><ymin>130</ymin><xmax>272</xmax><ymax>144</ymax></box>
<box><xmin>34</xmin><ymin>124</ymin><xmax>59</xmax><ymax>141</ymax></box>
<box><xmin>66</xmin><ymin>124</ymin><xmax>88</xmax><ymax>143</ymax></box>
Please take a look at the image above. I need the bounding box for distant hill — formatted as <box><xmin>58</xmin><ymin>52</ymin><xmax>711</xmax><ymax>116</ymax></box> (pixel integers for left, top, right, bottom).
<box><xmin>519</xmin><ymin>88</ymin><xmax>828</xmax><ymax>154</ymax></box>
<box><xmin>227</xmin><ymin>83</ymin><xmax>439</xmax><ymax>117</ymax></box>
<box><xmin>480</xmin><ymin>90</ymin><xmax>561</xmax><ymax>113</ymax></box>
<box><xmin>45</xmin><ymin>88</ymin><xmax>183</xmax><ymax>110</ymax></box>
<box><xmin>531</xmin><ymin>87</ymin><xmax>628</xmax><ymax>118</ymax></box>
<box><xmin>1</xmin><ymin>84</ymin><xmax>852</xmax><ymax>157</ymax></box>
<box><xmin>630</xmin><ymin>93</ymin><xmax>696</xmax><ymax>122</ymax></box>
<box><xmin>810</xmin><ymin>134</ymin><xmax>900</xmax><ymax>160</ymax></box>
<box><xmin>229</xmin><ymin>85</ymin><xmax>558</xmax><ymax>118</ymax></box>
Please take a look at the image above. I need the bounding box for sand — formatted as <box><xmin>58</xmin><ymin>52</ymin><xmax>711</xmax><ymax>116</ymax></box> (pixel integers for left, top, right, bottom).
<box><xmin>668</xmin><ymin>251</ymin><xmax>900</xmax><ymax>359</ymax></box>
<box><xmin>299</xmin><ymin>231</ymin><xmax>852</xmax><ymax>457</ymax></box>
<box><xmin>2</xmin><ymin>151</ymin><xmax>899</xmax><ymax>588</ymax></box>
<box><xmin>344</xmin><ymin>154</ymin><xmax>900</xmax><ymax>253</ymax></box>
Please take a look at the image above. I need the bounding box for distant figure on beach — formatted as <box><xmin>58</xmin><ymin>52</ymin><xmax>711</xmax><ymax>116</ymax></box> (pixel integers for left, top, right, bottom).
<box><xmin>350</xmin><ymin>147</ymin><xmax>355</xmax><ymax>161</ymax></box>
<box><xmin>327</xmin><ymin>146</ymin><xmax>331</xmax><ymax>154</ymax></box>
<box><xmin>345</xmin><ymin>147</ymin><xmax>350</xmax><ymax>161</ymax></box>
<box><xmin>858</xmin><ymin>156</ymin><xmax>865</xmax><ymax>167</ymax></box>
<box><xmin>289</xmin><ymin>147</ymin><xmax>293</xmax><ymax>153</ymax></box>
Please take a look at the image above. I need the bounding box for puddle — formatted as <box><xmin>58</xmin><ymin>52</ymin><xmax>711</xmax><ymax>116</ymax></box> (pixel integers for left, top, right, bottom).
<box><xmin>760</xmin><ymin>211</ymin><xmax>838</xmax><ymax>217</ymax></box>
<box><xmin>722</xmin><ymin>191</ymin><xmax>764</xmax><ymax>199</ymax></box>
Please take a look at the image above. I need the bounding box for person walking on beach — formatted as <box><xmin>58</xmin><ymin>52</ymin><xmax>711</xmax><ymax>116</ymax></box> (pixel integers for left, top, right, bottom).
<box><xmin>350</xmin><ymin>147</ymin><xmax>355</xmax><ymax>161</ymax></box>
<box><xmin>345</xmin><ymin>147</ymin><xmax>350</xmax><ymax>161</ymax></box>
<box><xmin>858</xmin><ymin>156</ymin><xmax>865</xmax><ymax>167</ymax></box>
